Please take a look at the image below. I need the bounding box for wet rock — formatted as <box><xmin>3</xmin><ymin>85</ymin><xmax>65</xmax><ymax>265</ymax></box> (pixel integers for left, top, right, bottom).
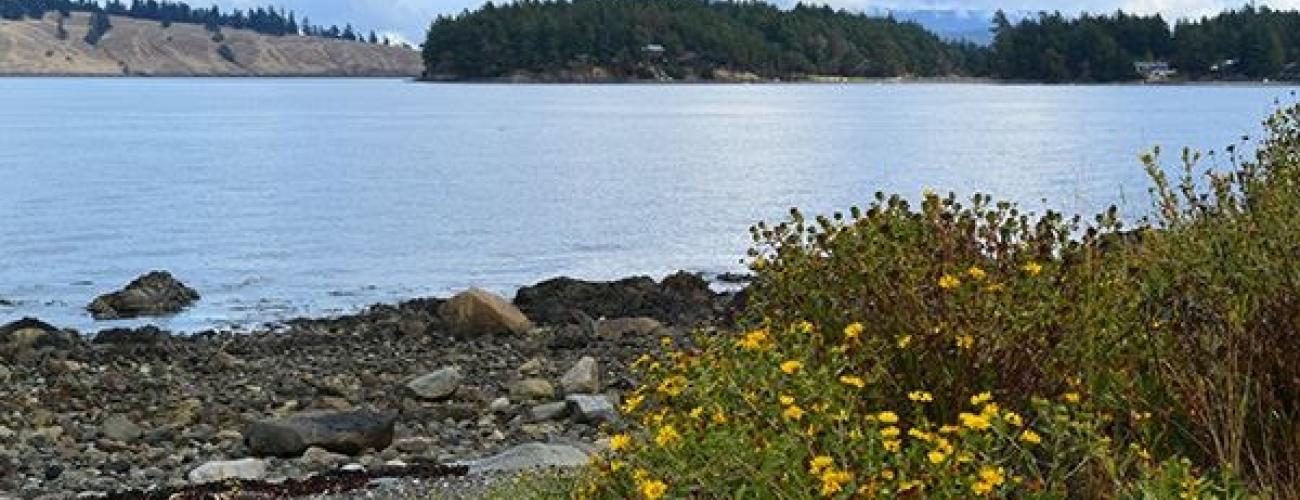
<box><xmin>244</xmin><ymin>410</ymin><xmax>396</xmax><ymax>457</ymax></box>
<box><xmin>560</xmin><ymin>356</ymin><xmax>600</xmax><ymax>395</ymax></box>
<box><xmin>508</xmin><ymin>378</ymin><xmax>555</xmax><ymax>401</ymax></box>
<box><xmin>439</xmin><ymin>288</ymin><xmax>533</xmax><ymax>336</ymax></box>
<box><xmin>514</xmin><ymin>272</ymin><xmax>716</xmax><ymax>326</ymax></box>
<box><xmin>405</xmin><ymin>367</ymin><xmax>463</xmax><ymax>401</ymax></box>
<box><xmin>92</xmin><ymin>326</ymin><xmax>170</xmax><ymax>344</ymax></box>
<box><xmin>187</xmin><ymin>458</ymin><xmax>267</xmax><ymax>484</ymax></box>
<box><xmin>456</xmin><ymin>443</ymin><xmax>591</xmax><ymax>475</ymax></box>
<box><xmin>101</xmin><ymin>414</ymin><xmax>143</xmax><ymax>443</ymax></box>
<box><xmin>565</xmin><ymin>394</ymin><xmax>617</xmax><ymax>424</ymax></box>
<box><xmin>87</xmin><ymin>271</ymin><xmax>200</xmax><ymax>320</ymax></box>
<box><xmin>596</xmin><ymin>317</ymin><xmax>666</xmax><ymax>340</ymax></box>
<box><xmin>528</xmin><ymin>402</ymin><xmax>569</xmax><ymax>422</ymax></box>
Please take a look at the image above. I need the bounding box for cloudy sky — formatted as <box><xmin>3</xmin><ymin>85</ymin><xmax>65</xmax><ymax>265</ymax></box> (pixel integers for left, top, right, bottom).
<box><xmin>216</xmin><ymin>0</ymin><xmax>1300</xmax><ymax>45</ymax></box>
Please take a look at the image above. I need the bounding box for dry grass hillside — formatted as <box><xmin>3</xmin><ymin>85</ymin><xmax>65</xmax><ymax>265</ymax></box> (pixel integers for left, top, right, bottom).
<box><xmin>0</xmin><ymin>12</ymin><xmax>422</xmax><ymax>76</ymax></box>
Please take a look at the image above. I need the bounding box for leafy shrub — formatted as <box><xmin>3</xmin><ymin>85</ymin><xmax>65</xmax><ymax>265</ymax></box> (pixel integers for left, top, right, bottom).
<box><xmin>548</xmin><ymin>102</ymin><xmax>1300</xmax><ymax>498</ymax></box>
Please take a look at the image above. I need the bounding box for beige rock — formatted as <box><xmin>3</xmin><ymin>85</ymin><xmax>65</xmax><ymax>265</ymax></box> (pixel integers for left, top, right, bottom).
<box><xmin>596</xmin><ymin>317</ymin><xmax>665</xmax><ymax>339</ymax></box>
<box><xmin>440</xmin><ymin>288</ymin><xmax>533</xmax><ymax>336</ymax></box>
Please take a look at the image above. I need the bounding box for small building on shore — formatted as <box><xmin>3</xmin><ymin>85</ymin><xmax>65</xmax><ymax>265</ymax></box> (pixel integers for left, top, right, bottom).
<box><xmin>1134</xmin><ymin>61</ymin><xmax>1176</xmax><ymax>82</ymax></box>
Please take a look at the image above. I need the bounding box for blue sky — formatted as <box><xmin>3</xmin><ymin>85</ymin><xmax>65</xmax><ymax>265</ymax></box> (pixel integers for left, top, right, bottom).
<box><xmin>214</xmin><ymin>0</ymin><xmax>1300</xmax><ymax>45</ymax></box>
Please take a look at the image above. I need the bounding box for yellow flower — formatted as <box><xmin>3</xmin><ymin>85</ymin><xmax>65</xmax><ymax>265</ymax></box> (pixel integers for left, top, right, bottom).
<box><xmin>971</xmin><ymin>480</ymin><xmax>995</xmax><ymax>496</ymax></box>
<box><xmin>639</xmin><ymin>479</ymin><xmax>668</xmax><ymax>499</ymax></box>
<box><xmin>928</xmin><ymin>450</ymin><xmax>947</xmax><ymax>464</ymax></box>
<box><xmin>1003</xmin><ymin>411</ymin><xmax>1023</xmax><ymax>427</ymax></box>
<box><xmin>809</xmin><ymin>455</ymin><xmax>835</xmax><ymax>474</ymax></box>
<box><xmin>610</xmin><ymin>433</ymin><xmax>633</xmax><ymax>452</ymax></box>
<box><xmin>939</xmin><ymin>274</ymin><xmax>962</xmax><ymax>290</ymax></box>
<box><xmin>654</xmin><ymin>425</ymin><xmax>681</xmax><ymax>448</ymax></box>
<box><xmin>794</xmin><ymin>320</ymin><xmax>814</xmax><ymax>334</ymax></box>
<box><xmin>736</xmin><ymin>329</ymin><xmax>771</xmax><ymax>351</ymax></box>
<box><xmin>880</xmin><ymin>426</ymin><xmax>901</xmax><ymax>438</ymax></box>
<box><xmin>900</xmin><ymin>479</ymin><xmax>925</xmax><ymax>492</ymax></box>
<box><xmin>967</xmin><ymin>266</ymin><xmax>987</xmax><ymax>280</ymax></box>
<box><xmin>956</xmin><ymin>335</ymin><xmax>974</xmax><ymax>349</ymax></box>
<box><xmin>877</xmin><ymin>411</ymin><xmax>899</xmax><ymax>424</ymax></box>
<box><xmin>711</xmin><ymin>407</ymin><xmax>728</xmax><ymax>424</ymax></box>
<box><xmin>779</xmin><ymin>395</ymin><xmax>795</xmax><ymax>406</ymax></box>
<box><xmin>656</xmin><ymin>375</ymin><xmax>687</xmax><ymax>397</ymax></box>
<box><xmin>839</xmin><ymin>375</ymin><xmax>866</xmax><ymax>389</ymax></box>
<box><xmin>843</xmin><ymin>322</ymin><xmax>864</xmax><ymax>341</ymax></box>
<box><xmin>970</xmin><ymin>392</ymin><xmax>994</xmax><ymax>406</ymax></box>
<box><xmin>819</xmin><ymin>469</ymin><xmax>853</xmax><ymax>497</ymax></box>
<box><xmin>882</xmin><ymin>439</ymin><xmax>902</xmax><ymax>452</ymax></box>
<box><xmin>621</xmin><ymin>394</ymin><xmax>645</xmax><ymax>414</ymax></box>
<box><xmin>939</xmin><ymin>425</ymin><xmax>961</xmax><ymax>434</ymax></box>
<box><xmin>896</xmin><ymin>335</ymin><xmax>912</xmax><ymax>348</ymax></box>
<box><xmin>959</xmin><ymin>412</ymin><xmax>991</xmax><ymax>431</ymax></box>
<box><xmin>984</xmin><ymin>283</ymin><xmax>1007</xmax><ymax>293</ymax></box>
<box><xmin>689</xmin><ymin>406</ymin><xmax>704</xmax><ymax>420</ymax></box>
<box><xmin>1019</xmin><ymin>429</ymin><xmax>1042</xmax><ymax>444</ymax></box>
<box><xmin>980</xmin><ymin>403</ymin><xmax>1000</xmax><ymax>418</ymax></box>
<box><xmin>908</xmin><ymin>390</ymin><xmax>934</xmax><ymax>403</ymax></box>
<box><xmin>1022</xmin><ymin>261</ymin><xmax>1043</xmax><ymax>276</ymax></box>
<box><xmin>780</xmin><ymin>360</ymin><xmax>804</xmax><ymax>375</ymax></box>
<box><xmin>1063</xmin><ymin>392</ymin><xmax>1082</xmax><ymax>404</ymax></box>
<box><xmin>783</xmin><ymin>405</ymin><xmax>806</xmax><ymax>421</ymax></box>
<box><xmin>979</xmin><ymin>466</ymin><xmax>1007</xmax><ymax>486</ymax></box>
<box><xmin>881</xmin><ymin>468</ymin><xmax>896</xmax><ymax>480</ymax></box>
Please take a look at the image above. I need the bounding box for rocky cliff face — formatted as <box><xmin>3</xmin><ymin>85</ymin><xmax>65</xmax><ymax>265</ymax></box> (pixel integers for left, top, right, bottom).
<box><xmin>0</xmin><ymin>12</ymin><xmax>422</xmax><ymax>76</ymax></box>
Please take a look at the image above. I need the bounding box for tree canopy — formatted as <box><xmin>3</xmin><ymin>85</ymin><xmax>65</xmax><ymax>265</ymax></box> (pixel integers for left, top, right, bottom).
<box><xmin>423</xmin><ymin>0</ymin><xmax>986</xmax><ymax>80</ymax></box>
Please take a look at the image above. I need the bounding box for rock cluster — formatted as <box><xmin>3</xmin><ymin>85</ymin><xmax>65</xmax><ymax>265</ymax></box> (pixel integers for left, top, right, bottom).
<box><xmin>0</xmin><ymin>271</ymin><xmax>739</xmax><ymax>497</ymax></box>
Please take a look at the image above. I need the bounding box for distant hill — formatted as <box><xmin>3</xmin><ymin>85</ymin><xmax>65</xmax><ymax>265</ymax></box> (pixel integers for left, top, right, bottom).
<box><xmin>0</xmin><ymin>12</ymin><xmax>422</xmax><ymax>76</ymax></box>
<box><xmin>422</xmin><ymin>0</ymin><xmax>987</xmax><ymax>82</ymax></box>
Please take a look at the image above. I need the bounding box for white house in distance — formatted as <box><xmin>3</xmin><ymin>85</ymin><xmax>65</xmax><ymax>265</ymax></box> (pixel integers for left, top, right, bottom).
<box><xmin>1134</xmin><ymin>61</ymin><xmax>1176</xmax><ymax>82</ymax></box>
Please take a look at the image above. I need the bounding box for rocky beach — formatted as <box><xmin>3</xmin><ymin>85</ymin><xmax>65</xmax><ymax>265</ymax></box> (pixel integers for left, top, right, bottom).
<box><xmin>0</xmin><ymin>271</ymin><xmax>745</xmax><ymax>499</ymax></box>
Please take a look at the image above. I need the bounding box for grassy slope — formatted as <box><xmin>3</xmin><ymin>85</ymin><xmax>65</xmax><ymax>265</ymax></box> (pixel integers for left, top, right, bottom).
<box><xmin>0</xmin><ymin>12</ymin><xmax>422</xmax><ymax>76</ymax></box>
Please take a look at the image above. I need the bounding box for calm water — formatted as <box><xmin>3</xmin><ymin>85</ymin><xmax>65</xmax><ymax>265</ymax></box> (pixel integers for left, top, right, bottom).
<box><xmin>0</xmin><ymin>79</ymin><xmax>1293</xmax><ymax>332</ymax></box>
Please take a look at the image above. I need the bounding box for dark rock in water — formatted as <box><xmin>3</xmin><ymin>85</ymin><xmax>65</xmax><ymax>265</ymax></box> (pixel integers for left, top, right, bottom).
<box><xmin>0</xmin><ymin>297</ymin><xmax>14</xmax><ymax>307</ymax></box>
<box><xmin>93</xmin><ymin>325</ymin><xmax>170</xmax><ymax>344</ymax></box>
<box><xmin>514</xmin><ymin>271</ymin><xmax>716</xmax><ymax>326</ymax></box>
<box><xmin>244</xmin><ymin>410</ymin><xmax>396</xmax><ymax>457</ymax></box>
<box><xmin>0</xmin><ymin>317</ymin><xmax>75</xmax><ymax>359</ymax></box>
<box><xmin>87</xmin><ymin>271</ymin><xmax>200</xmax><ymax>320</ymax></box>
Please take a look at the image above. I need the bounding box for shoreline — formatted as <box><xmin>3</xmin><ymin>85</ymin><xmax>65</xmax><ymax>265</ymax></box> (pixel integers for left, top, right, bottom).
<box><xmin>0</xmin><ymin>271</ymin><xmax>745</xmax><ymax>498</ymax></box>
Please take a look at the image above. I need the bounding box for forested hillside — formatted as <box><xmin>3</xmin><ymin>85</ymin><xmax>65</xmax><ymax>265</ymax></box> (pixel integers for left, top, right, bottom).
<box><xmin>990</xmin><ymin>6</ymin><xmax>1300</xmax><ymax>81</ymax></box>
<box><xmin>423</xmin><ymin>0</ymin><xmax>1300</xmax><ymax>83</ymax></box>
<box><xmin>423</xmin><ymin>0</ymin><xmax>987</xmax><ymax>81</ymax></box>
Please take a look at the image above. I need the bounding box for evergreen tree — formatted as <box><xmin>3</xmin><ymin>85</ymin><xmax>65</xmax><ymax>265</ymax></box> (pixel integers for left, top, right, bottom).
<box><xmin>84</xmin><ymin>9</ymin><xmax>111</xmax><ymax>46</ymax></box>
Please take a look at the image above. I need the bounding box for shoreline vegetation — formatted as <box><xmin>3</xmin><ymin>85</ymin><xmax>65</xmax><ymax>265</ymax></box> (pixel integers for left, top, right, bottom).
<box><xmin>502</xmin><ymin>102</ymin><xmax>1300</xmax><ymax>498</ymax></box>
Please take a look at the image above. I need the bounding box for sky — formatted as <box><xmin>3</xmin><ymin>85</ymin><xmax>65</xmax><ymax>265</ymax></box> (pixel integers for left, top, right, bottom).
<box><xmin>213</xmin><ymin>0</ymin><xmax>1300</xmax><ymax>46</ymax></box>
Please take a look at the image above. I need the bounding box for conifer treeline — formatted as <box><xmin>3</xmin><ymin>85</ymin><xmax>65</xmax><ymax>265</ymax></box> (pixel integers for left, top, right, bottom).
<box><xmin>424</xmin><ymin>0</ymin><xmax>1300</xmax><ymax>82</ymax></box>
<box><xmin>991</xmin><ymin>5</ymin><xmax>1300</xmax><ymax>81</ymax></box>
<box><xmin>424</xmin><ymin>0</ymin><xmax>986</xmax><ymax>79</ymax></box>
<box><xmin>0</xmin><ymin>0</ymin><xmax>394</xmax><ymax>45</ymax></box>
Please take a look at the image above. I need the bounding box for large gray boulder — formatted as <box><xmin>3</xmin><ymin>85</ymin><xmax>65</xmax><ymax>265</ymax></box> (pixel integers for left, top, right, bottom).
<box><xmin>440</xmin><ymin>288</ymin><xmax>533</xmax><ymax>336</ymax></box>
<box><xmin>513</xmin><ymin>272</ymin><xmax>715</xmax><ymax>326</ymax></box>
<box><xmin>87</xmin><ymin>271</ymin><xmax>200</xmax><ymax>320</ymax></box>
<box><xmin>188</xmin><ymin>458</ymin><xmax>267</xmax><ymax>484</ymax></box>
<box><xmin>244</xmin><ymin>410</ymin><xmax>396</xmax><ymax>457</ymax></box>
<box><xmin>565</xmin><ymin>394</ymin><xmax>617</xmax><ymax>424</ymax></box>
<box><xmin>456</xmin><ymin>443</ymin><xmax>591</xmax><ymax>474</ymax></box>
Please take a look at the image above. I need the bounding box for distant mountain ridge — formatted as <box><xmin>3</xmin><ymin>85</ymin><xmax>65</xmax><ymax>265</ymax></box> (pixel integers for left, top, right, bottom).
<box><xmin>0</xmin><ymin>11</ymin><xmax>422</xmax><ymax>76</ymax></box>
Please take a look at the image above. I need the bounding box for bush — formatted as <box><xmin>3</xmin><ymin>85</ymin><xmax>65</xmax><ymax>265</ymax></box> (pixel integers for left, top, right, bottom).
<box><xmin>545</xmin><ymin>102</ymin><xmax>1300</xmax><ymax>498</ymax></box>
